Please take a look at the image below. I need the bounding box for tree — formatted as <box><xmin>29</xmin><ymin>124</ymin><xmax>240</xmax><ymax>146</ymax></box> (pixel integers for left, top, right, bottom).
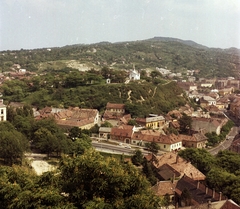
<box><xmin>0</xmin><ymin>122</ymin><xmax>29</xmax><ymax>165</ymax></box>
<box><xmin>179</xmin><ymin>113</ymin><xmax>192</xmax><ymax>134</ymax></box>
<box><xmin>100</xmin><ymin>121</ymin><xmax>113</xmax><ymax>128</ymax></box>
<box><xmin>33</xmin><ymin>127</ymin><xmax>58</xmax><ymax>156</ymax></box>
<box><xmin>89</xmin><ymin>124</ymin><xmax>100</xmax><ymax>134</ymax></box>
<box><xmin>6</xmin><ymin>106</ymin><xmax>17</xmax><ymax>123</ymax></box>
<box><xmin>59</xmin><ymin>149</ymin><xmax>160</xmax><ymax>208</ymax></box>
<box><xmin>131</xmin><ymin>149</ymin><xmax>144</xmax><ymax>166</ymax></box>
<box><xmin>70</xmin><ymin>134</ymin><xmax>92</xmax><ymax>156</ymax></box>
<box><xmin>142</xmin><ymin>158</ymin><xmax>158</xmax><ymax>186</ymax></box>
<box><xmin>178</xmin><ymin>148</ymin><xmax>215</xmax><ymax>174</ymax></box>
<box><xmin>0</xmin><ymin>166</ymin><xmax>77</xmax><ymax>209</ymax></box>
<box><xmin>216</xmin><ymin>150</ymin><xmax>240</xmax><ymax>175</ymax></box>
<box><xmin>69</xmin><ymin>127</ymin><xmax>81</xmax><ymax>139</ymax></box>
<box><xmin>13</xmin><ymin>115</ymin><xmax>33</xmax><ymax>138</ymax></box>
<box><xmin>181</xmin><ymin>188</ymin><xmax>191</xmax><ymax>206</ymax></box>
<box><xmin>150</xmin><ymin>70</ymin><xmax>161</xmax><ymax>79</ymax></box>
<box><xmin>161</xmin><ymin>193</ymin><xmax>171</xmax><ymax>208</ymax></box>
<box><xmin>127</xmin><ymin>119</ymin><xmax>137</xmax><ymax>126</ymax></box>
<box><xmin>205</xmin><ymin>132</ymin><xmax>220</xmax><ymax>146</ymax></box>
<box><xmin>145</xmin><ymin>141</ymin><xmax>160</xmax><ymax>155</ymax></box>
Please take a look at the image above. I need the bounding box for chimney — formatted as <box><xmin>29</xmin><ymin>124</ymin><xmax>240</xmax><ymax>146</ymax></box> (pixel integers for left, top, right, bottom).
<box><xmin>172</xmin><ymin>172</ymin><xmax>176</xmax><ymax>182</ymax></box>
<box><xmin>212</xmin><ymin>188</ymin><xmax>215</xmax><ymax>199</ymax></box>
<box><xmin>205</xmin><ymin>186</ymin><xmax>208</xmax><ymax>194</ymax></box>
<box><xmin>219</xmin><ymin>192</ymin><xmax>222</xmax><ymax>201</ymax></box>
<box><xmin>197</xmin><ymin>181</ymin><xmax>200</xmax><ymax>189</ymax></box>
<box><xmin>207</xmin><ymin>200</ymin><xmax>212</xmax><ymax>209</ymax></box>
<box><xmin>176</xmin><ymin>154</ymin><xmax>179</xmax><ymax>163</ymax></box>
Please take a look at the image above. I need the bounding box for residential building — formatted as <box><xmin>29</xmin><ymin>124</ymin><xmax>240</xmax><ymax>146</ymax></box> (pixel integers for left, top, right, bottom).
<box><xmin>219</xmin><ymin>87</ymin><xmax>234</xmax><ymax>96</ymax></box>
<box><xmin>177</xmin><ymin>82</ymin><xmax>197</xmax><ymax>92</ymax></box>
<box><xmin>205</xmin><ymin>105</ymin><xmax>224</xmax><ymax>117</ymax></box>
<box><xmin>151</xmin><ymin>180</ymin><xmax>177</xmax><ymax>202</ymax></box>
<box><xmin>215</xmin><ymin>79</ymin><xmax>228</xmax><ymax>89</ymax></box>
<box><xmin>35</xmin><ymin>107</ymin><xmax>99</xmax><ymax>130</ymax></box>
<box><xmin>229</xmin><ymin>135</ymin><xmax>240</xmax><ymax>154</ymax></box>
<box><xmin>200</xmin><ymin>83</ymin><xmax>213</xmax><ymax>88</ymax></box>
<box><xmin>98</xmin><ymin>127</ymin><xmax>112</xmax><ymax>139</ymax></box>
<box><xmin>202</xmin><ymin>96</ymin><xmax>216</xmax><ymax>106</ymax></box>
<box><xmin>148</xmin><ymin>152</ymin><xmax>206</xmax><ymax>181</ymax></box>
<box><xmin>217</xmin><ymin>96</ymin><xmax>230</xmax><ymax>109</ymax></box>
<box><xmin>132</xmin><ymin>132</ymin><xmax>182</xmax><ymax>152</ymax></box>
<box><xmin>229</xmin><ymin>97</ymin><xmax>240</xmax><ymax>120</ymax></box>
<box><xmin>175</xmin><ymin>175</ymin><xmax>226</xmax><ymax>207</ymax></box>
<box><xmin>180</xmin><ymin>132</ymin><xmax>208</xmax><ymax>149</ymax></box>
<box><xmin>103</xmin><ymin>102</ymin><xmax>125</xmax><ymax>120</ymax></box>
<box><xmin>191</xmin><ymin>117</ymin><xmax>228</xmax><ymax>135</ymax></box>
<box><xmin>0</xmin><ymin>100</ymin><xmax>6</xmax><ymax>121</ymax></box>
<box><xmin>136</xmin><ymin>115</ymin><xmax>165</xmax><ymax>129</ymax></box>
<box><xmin>110</xmin><ymin>125</ymin><xmax>134</xmax><ymax>144</ymax></box>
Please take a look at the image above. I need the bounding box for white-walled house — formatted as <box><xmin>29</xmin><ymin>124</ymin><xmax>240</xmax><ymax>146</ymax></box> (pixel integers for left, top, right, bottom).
<box><xmin>0</xmin><ymin>100</ymin><xmax>7</xmax><ymax>121</ymax></box>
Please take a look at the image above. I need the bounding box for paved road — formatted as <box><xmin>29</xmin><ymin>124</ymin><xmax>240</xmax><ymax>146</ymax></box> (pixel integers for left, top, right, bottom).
<box><xmin>92</xmin><ymin>141</ymin><xmax>135</xmax><ymax>155</ymax></box>
<box><xmin>92</xmin><ymin>140</ymin><xmax>165</xmax><ymax>156</ymax></box>
<box><xmin>209</xmin><ymin>125</ymin><xmax>238</xmax><ymax>155</ymax></box>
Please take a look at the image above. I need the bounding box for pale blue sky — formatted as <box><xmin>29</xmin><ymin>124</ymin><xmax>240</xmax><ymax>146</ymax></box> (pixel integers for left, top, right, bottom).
<box><xmin>1</xmin><ymin>0</ymin><xmax>240</xmax><ymax>50</ymax></box>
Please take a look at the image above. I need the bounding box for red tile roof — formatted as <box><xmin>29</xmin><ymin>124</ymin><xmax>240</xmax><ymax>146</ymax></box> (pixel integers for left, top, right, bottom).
<box><xmin>220</xmin><ymin>200</ymin><xmax>240</xmax><ymax>209</ymax></box>
<box><xmin>151</xmin><ymin>152</ymin><xmax>205</xmax><ymax>181</ymax></box>
<box><xmin>176</xmin><ymin>175</ymin><xmax>226</xmax><ymax>205</ymax></box>
<box><xmin>179</xmin><ymin>133</ymin><xmax>207</xmax><ymax>142</ymax></box>
<box><xmin>152</xmin><ymin>180</ymin><xmax>177</xmax><ymax>196</ymax></box>
<box><xmin>110</xmin><ymin>126</ymin><xmax>133</xmax><ymax>138</ymax></box>
<box><xmin>106</xmin><ymin>102</ymin><xmax>125</xmax><ymax>109</ymax></box>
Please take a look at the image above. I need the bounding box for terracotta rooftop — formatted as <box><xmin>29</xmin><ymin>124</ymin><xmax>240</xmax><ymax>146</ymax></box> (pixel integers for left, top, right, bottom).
<box><xmin>192</xmin><ymin>117</ymin><xmax>227</xmax><ymax>128</ymax></box>
<box><xmin>132</xmin><ymin>133</ymin><xmax>182</xmax><ymax>145</ymax></box>
<box><xmin>205</xmin><ymin>105</ymin><xmax>220</xmax><ymax>112</ymax></box>
<box><xmin>56</xmin><ymin>117</ymin><xmax>95</xmax><ymax>128</ymax></box>
<box><xmin>220</xmin><ymin>199</ymin><xmax>240</xmax><ymax>209</ymax></box>
<box><xmin>106</xmin><ymin>102</ymin><xmax>125</xmax><ymax>109</ymax></box>
<box><xmin>151</xmin><ymin>152</ymin><xmax>205</xmax><ymax>181</ymax></box>
<box><xmin>110</xmin><ymin>126</ymin><xmax>133</xmax><ymax>138</ymax></box>
<box><xmin>176</xmin><ymin>175</ymin><xmax>226</xmax><ymax>205</ymax></box>
<box><xmin>157</xmin><ymin>163</ymin><xmax>181</xmax><ymax>180</ymax></box>
<box><xmin>151</xmin><ymin>180</ymin><xmax>177</xmax><ymax>196</ymax></box>
<box><xmin>35</xmin><ymin>107</ymin><xmax>99</xmax><ymax>127</ymax></box>
<box><xmin>179</xmin><ymin>133</ymin><xmax>208</xmax><ymax>142</ymax></box>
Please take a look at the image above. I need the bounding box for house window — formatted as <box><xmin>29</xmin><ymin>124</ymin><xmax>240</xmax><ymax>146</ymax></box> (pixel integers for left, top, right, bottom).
<box><xmin>1</xmin><ymin>116</ymin><xmax>3</xmax><ymax>121</ymax></box>
<box><xmin>133</xmin><ymin>140</ymin><xmax>136</xmax><ymax>143</ymax></box>
<box><xmin>164</xmin><ymin>145</ymin><xmax>166</xmax><ymax>148</ymax></box>
<box><xmin>0</xmin><ymin>109</ymin><xmax>3</xmax><ymax>114</ymax></box>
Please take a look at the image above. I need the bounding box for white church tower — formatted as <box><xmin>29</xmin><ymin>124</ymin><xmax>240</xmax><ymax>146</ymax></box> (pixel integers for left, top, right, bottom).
<box><xmin>129</xmin><ymin>64</ymin><xmax>140</xmax><ymax>80</ymax></box>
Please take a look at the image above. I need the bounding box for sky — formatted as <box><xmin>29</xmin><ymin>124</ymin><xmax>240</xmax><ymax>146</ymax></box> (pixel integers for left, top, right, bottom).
<box><xmin>0</xmin><ymin>0</ymin><xmax>240</xmax><ymax>51</ymax></box>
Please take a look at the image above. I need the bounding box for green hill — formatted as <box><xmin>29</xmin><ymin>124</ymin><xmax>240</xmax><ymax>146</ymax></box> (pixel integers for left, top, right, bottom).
<box><xmin>1</xmin><ymin>37</ymin><xmax>240</xmax><ymax>78</ymax></box>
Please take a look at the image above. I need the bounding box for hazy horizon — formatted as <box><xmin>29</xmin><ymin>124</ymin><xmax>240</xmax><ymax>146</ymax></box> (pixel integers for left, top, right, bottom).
<box><xmin>1</xmin><ymin>0</ymin><xmax>240</xmax><ymax>51</ymax></box>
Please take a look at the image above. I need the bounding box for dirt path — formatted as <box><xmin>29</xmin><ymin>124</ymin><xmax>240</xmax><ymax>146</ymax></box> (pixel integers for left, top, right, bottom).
<box><xmin>25</xmin><ymin>153</ymin><xmax>56</xmax><ymax>175</ymax></box>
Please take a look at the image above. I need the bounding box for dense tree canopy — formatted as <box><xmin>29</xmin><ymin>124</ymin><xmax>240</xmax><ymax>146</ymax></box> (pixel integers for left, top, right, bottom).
<box><xmin>179</xmin><ymin>113</ymin><xmax>192</xmax><ymax>134</ymax></box>
<box><xmin>0</xmin><ymin>121</ymin><xmax>29</xmax><ymax>165</ymax></box>
<box><xmin>59</xmin><ymin>149</ymin><xmax>160</xmax><ymax>208</ymax></box>
<box><xmin>0</xmin><ymin>166</ymin><xmax>76</xmax><ymax>209</ymax></box>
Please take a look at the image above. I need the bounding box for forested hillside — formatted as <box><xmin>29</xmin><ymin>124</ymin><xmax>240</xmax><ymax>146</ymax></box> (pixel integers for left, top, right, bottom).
<box><xmin>1</xmin><ymin>37</ymin><xmax>240</xmax><ymax>78</ymax></box>
<box><xmin>1</xmin><ymin>70</ymin><xmax>186</xmax><ymax>117</ymax></box>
